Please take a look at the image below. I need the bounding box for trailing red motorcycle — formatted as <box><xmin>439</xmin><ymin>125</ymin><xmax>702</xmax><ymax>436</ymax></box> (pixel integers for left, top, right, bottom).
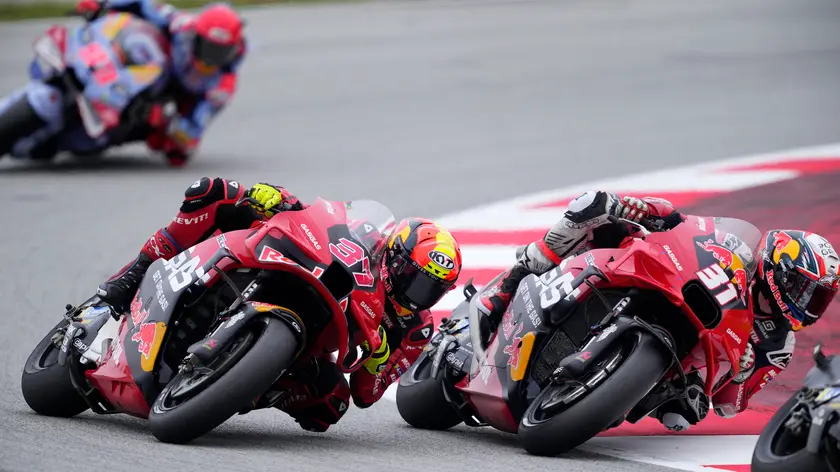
<box><xmin>397</xmin><ymin>214</ymin><xmax>762</xmax><ymax>456</ymax></box>
<box><xmin>21</xmin><ymin>197</ymin><xmax>395</xmax><ymax>444</ymax></box>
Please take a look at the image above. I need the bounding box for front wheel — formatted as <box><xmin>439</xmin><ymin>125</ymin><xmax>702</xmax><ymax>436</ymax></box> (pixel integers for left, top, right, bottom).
<box><xmin>21</xmin><ymin>319</ymin><xmax>89</xmax><ymax>417</ymax></box>
<box><xmin>518</xmin><ymin>330</ymin><xmax>670</xmax><ymax>456</ymax></box>
<box><xmin>148</xmin><ymin>316</ymin><xmax>299</xmax><ymax>444</ymax></box>
<box><xmin>396</xmin><ymin>351</ymin><xmax>463</xmax><ymax>430</ymax></box>
<box><xmin>750</xmin><ymin>393</ymin><xmax>832</xmax><ymax>472</ymax></box>
<box><xmin>0</xmin><ymin>95</ymin><xmax>46</xmax><ymax>159</ymax></box>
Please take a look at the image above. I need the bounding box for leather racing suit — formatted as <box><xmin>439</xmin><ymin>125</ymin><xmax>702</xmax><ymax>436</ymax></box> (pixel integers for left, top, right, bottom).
<box><xmin>99</xmin><ymin>177</ymin><xmax>434</xmax><ymax>432</ymax></box>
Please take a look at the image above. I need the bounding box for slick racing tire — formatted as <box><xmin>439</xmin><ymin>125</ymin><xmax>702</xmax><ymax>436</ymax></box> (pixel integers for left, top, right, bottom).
<box><xmin>21</xmin><ymin>319</ymin><xmax>90</xmax><ymax>417</ymax></box>
<box><xmin>396</xmin><ymin>351</ymin><xmax>463</xmax><ymax>430</ymax></box>
<box><xmin>750</xmin><ymin>393</ymin><xmax>831</xmax><ymax>472</ymax></box>
<box><xmin>0</xmin><ymin>96</ymin><xmax>46</xmax><ymax>159</ymax></box>
<box><xmin>148</xmin><ymin>316</ymin><xmax>298</xmax><ymax>444</ymax></box>
<box><xmin>518</xmin><ymin>330</ymin><xmax>669</xmax><ymax>456</ymax></box>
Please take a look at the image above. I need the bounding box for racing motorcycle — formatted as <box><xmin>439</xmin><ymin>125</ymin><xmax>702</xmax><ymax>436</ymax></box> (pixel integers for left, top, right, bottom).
<box><xmin>751</xmin><ymin>343</ymin><xmax>840</xmax><ymax>472</ymax></box>
<box><xmin>397</xmin><ymin>214</ymin><xmax>762</xmax><ymax>456</ymax></box>
<box><xmin>21</xmin><ymin>197</ymin><xmax>395</xmax><ymax>444</ymax></box>
<box><xmin>0</xmin><ymin>12</ymin><xmax>172</xmax><ymax>162</ymax></box>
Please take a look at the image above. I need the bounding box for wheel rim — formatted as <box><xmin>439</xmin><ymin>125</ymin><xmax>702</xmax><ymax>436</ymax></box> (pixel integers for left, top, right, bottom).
<box><xmin>154</xmin><ymin>327</ymin><xmax>258</xmax><ymax>412</ymax></box>
<box><xmin>525</xmin><ymin>337</ymin><xmax>632</xmax><ymax>425</ymax></box>
<box><xmin>25</xmin><ymin>321</ymin><xmax>68</xmax><ymax>374</ymax></box>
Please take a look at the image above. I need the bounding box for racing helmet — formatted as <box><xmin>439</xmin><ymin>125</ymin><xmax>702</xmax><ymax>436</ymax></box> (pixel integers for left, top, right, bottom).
<box><xmin>193</xmin><ymin>3</ymin><xmax>244</xmax><ymax>68</ymax></box>
<box><xmin>756</xmin><ymin>229</ymin><xmax>840</xmax><ymax>331</ymax></box>
<box><xmin>380</xmin><ymin>218</ymin><xmax>462</xmax><ymax>313</ymax></box>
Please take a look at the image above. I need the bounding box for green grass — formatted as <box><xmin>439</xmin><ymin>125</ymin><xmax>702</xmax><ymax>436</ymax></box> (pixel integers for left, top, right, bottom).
<box><xmin>0</xmin><ymin>0</ymin><xmax>360</xmax><ymax>21</ymax></box>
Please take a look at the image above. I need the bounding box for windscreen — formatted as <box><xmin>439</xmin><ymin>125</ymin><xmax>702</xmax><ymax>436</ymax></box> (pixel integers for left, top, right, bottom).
<box><xmin>344</xmin><ymin>199</ymin><xmax>397</xmax><ymax>265</ymax></box>
<box><xmin>711</xmin><ymin>217</ymin><xmax>763</xmax><ymax>279</ymax></box>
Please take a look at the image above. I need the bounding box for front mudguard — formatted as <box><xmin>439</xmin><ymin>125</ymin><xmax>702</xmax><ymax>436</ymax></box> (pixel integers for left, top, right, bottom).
<box><xmin>186</xmin><ymin>302</ymin><xmax>306</xmax><ymax>366</ymax></box>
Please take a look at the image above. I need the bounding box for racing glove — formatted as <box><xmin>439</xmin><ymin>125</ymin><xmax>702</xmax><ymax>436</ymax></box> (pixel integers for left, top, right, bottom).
<box><xmin>247</xmin><ymin>183</ymin><xmax>302</xmax><ymax>217</ymax></box>
<box><xmin>732</xmin><ymin>342</ymin><xmax>756</xmax><ymax>383</ymax></box>
<box><xmin>361</xmin><ymin>326</ymin><xmax>390</xmax><ymax>375</ymax></box>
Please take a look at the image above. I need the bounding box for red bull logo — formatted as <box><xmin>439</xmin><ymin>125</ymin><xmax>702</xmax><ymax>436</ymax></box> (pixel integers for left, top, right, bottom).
<box><xmin>771</xmin><ymin>231</ymin><xmax>801</xmax><ymax>265</ymax></box>
<box><xmin>129</xmin><ymin>294</ymin><xmax>149</xmax><ymax>326</ymax></box>
<box><xmin>766</xmin><ymin>269</ymin><xmax>802</xmax><ymax>331</ymax></box>
<box><xmin>504</xmin><ymin>335</ymin><xmax>522</xmax><ymax>368</ymax></box>
<box><xmin>131</xmin><ymin>321</ymin><xmax>167</xmax><ymax>371</ymax></box>
<box><xmin>696</xmin><ymin>239</ymin><xmax>734</xmax><ymax>267</ymax></box>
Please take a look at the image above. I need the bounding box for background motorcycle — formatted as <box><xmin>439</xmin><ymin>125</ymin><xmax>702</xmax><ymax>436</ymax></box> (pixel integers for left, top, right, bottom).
<box><xmin>397</xmin><ymin>215</ymin><xmax>762</xmax><ymax>456</ymax></box>
<box><xmin>0</xmin><ymin>12</ymin><xmax>172</xmax><ymax>162</ymax></box>
<box><xmin>21</xmin><ymin>197</ymin><xmax>394</xmax><ymax>444</ymax></box>
<box><xmin>751</xmin><ymin>343</ymin><xmax>840</xmax><ymax>472</ymax></box>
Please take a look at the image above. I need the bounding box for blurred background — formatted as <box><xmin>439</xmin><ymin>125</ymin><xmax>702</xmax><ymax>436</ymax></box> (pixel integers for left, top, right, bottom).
<box><xmin>1</xmin><ymin>0</ymin><xmax>839</xmax><ymax>470</ymax></box>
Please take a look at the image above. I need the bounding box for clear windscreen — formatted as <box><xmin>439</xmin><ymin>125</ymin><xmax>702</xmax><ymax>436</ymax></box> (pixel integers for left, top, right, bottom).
<box><xmin>711</xmin><ymin>217</ymin><xmax>763</xmax><ymax>279</ymax></box>
<box><xmin>344</xmin><ymin>199</ymin><xmax>397</xmax><ymax>265</ymax></box>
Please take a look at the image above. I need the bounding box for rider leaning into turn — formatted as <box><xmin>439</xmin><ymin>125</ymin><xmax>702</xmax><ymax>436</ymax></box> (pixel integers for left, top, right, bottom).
<box><xmin>96</xmin><ymin>177</ymin><xmax>463</xmax><ymax>433</ymax></box>
<box><xmin>477</xmin><ymin>190</ymin><xmax>840</xmax><ymax>431</ymax></box>
<box><xmin>76</xmin><ymin>0</ymin><xmax>248</xmax><ymax>166</ymax></box>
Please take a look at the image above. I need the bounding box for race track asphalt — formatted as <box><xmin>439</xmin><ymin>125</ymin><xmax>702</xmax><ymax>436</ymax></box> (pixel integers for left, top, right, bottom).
<box><xmin>1</xmin><ymin>0</ymin><xmax>839</xmax><ymax>470</ymax></box>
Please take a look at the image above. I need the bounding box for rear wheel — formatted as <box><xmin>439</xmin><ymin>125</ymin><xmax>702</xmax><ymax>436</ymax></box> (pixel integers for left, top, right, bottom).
<box><xmin>21</xmin><ymin>319</ymin><xmax>89</xmax><ymax>417</ymax></box>
<box><xmin>750</xmin><ymin>393</ymin><xmax>831</xmax><ymax>472</ymax></box>
<box><xmin>396</xmin><ymin>351</ymin><xmax>463</xmax><ymax>430</ymax></box>
<box><xmin>0</xmin><ymin>96</ymin><xmax>46</xmax><ymax>159</ymax></box>
<box><xmin>148</xmin><ymin>316</ymin><xmax>299</xmax><ymax>444</ymax></box>
<box><xmin>518</xmin><ymin>330</ymin><xmax>670</xmax><ymax>456</ymax></box>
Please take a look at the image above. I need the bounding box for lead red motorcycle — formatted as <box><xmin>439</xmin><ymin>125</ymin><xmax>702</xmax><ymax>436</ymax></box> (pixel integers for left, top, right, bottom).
<box><xmin>396</xmin><ymin>214</ymin><xmax>762</xmax><ymax>456</ymax></box>
<box><xmin>21</xmin><ymin>197</ymin><xmax>395</xmax><ymax>444</ymax></box>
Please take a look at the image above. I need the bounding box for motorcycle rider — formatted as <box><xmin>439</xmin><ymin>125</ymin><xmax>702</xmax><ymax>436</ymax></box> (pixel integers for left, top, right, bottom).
<box><xmin>75</xmin><ymin>0</ymin><xmax>247</xmax><ymax>166</ymax></box>
<box><xmin>95</xmin><ymin>177</ymin><xmax>463</xmax><ymax>432</ymax></box>
<box><xmin>476</xmin><ymin>190</ymin><xmax>840</xmax><ymax>431</ymax></box>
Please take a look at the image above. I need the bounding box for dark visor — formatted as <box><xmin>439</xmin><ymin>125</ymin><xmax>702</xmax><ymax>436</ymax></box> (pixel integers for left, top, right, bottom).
<box><xmin>194</xmin><ymin>35</ymin><xmax>236</xmax><ymax>68</ymax></box>
<box><xmin>784</xmin><ymin>273</ymin><xmax>837</xmax><ymax>319</ymax></box>
<box><xmin>390</xmin><ymin>255</ymin><xmax>453</xmax><ymax>311</ymax></box>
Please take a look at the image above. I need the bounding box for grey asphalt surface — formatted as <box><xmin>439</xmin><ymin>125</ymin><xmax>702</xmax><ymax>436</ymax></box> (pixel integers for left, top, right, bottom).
<box><xmin>1</xmin><ymin>0</ymin><xmax>839</xmax><ymax>471</ymax></box>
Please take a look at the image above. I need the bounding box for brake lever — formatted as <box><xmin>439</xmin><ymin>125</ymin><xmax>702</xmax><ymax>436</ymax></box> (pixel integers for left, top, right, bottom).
<box><xmin>607</xmin><ymin>215</ymin><xmax>653</xmax><ymax>236</ymax></box>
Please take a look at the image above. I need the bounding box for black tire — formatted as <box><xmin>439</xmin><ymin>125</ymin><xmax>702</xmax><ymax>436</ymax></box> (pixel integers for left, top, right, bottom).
<box><xmin>21</xmin><ymin>319</ymin><xmax>89</xmax><ymax>418</ymax></box>
<box><xmin>0</xmin><ymin>96</ymin><xmax>46</xmax><ymax>158</ymax></box>
<box><xmin>518</xmin><ymin>330</ymin><xmax>670</xmax><ymax>456</ymax></box>
<box><xmin>750</xmin><ymin>393</ymin><xmax>831</xmax><ymax>472</ymax></box>
<box><xmin>148</xmin><ymin>316</ymin><xmax>299</xmax><ymax>444</ymax></box>
<box><xmin>396</xmin><ymin>351</ymin><xmax>463</xmax><ymax>430</ymax></box>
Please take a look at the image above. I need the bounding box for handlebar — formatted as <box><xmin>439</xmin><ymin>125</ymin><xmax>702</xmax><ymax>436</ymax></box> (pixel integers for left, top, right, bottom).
<box><xmin>607</xmin><ymin>215</ymin><xmax>657</xmax><ymax>235</ymax></box>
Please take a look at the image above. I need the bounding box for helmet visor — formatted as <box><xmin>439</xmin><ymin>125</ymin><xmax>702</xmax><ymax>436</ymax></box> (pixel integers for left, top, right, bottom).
<box><xmin>784</xmin><ymin>272</ymin><xmax>838</xmax><ymax>321</ymax></box>
<box><xmin>389</xmin><ymin>254</ymin><xmax>453</xmax><ymax>311</ymax></box>
<box><xmin>194</xmin><ymin>35</ymin><xmax>236</xmax><ymax>68</ymax></box>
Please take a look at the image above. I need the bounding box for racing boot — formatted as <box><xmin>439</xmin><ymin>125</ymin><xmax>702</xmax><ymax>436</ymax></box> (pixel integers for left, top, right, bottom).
<box><xmin>654</xmin><ymin>372</ymin><xmax>710</xmax><ymax>432</ymax></box>
<box><xmin>476</xmin><ymin>240</ymin><xmax>562</xmax><ymax>340</ymax></box>
<box><xmin>97</xmin><ymin>229</ymin><xmax>180</xmax><ymax>313</ymax></box>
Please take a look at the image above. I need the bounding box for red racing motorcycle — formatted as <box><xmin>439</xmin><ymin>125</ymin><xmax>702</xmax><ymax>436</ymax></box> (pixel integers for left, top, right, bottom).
<box><xmin>397</xmin><ymin>214</ymin><xmax>762</xmax><ymax>456</ymax></box>
<box><xmin>21</xmin><ymin>197</ymin><xmax>395</xmax><ymax>444</ymax></box>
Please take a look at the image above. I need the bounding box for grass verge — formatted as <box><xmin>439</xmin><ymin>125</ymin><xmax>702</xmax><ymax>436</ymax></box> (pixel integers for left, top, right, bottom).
<box><xmin>0</xmin><ymin>0</ymin><xmax>358</xmax><ymax>21</ymax></box>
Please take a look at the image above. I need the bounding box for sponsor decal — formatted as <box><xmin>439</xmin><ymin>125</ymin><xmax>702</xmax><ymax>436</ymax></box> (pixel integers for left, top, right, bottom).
<box><xmin>131</xmin><ymin>321</ymin><xmax>166</xmax><ymax>372</ymax></box>
<box><xmin>129</xmin><ymin>294</ymin><xmax>149</xmax><ymax>326</ymax></box>
<box><xmin>359</xmin><ymin>301</ymin><xmax>377</xmax><ymax>319</ymax></box>
<box><xmin>428</xmin><ymin>250</ymin><xmax>455</xmax><ymax>270</ymax></box>
<box><xmin>663</xmin><ymin>245</ymin><xmax>683</xmax><ymax>271</ymax></box>
<box><xmin>726</xmin><ymin>327</ymin><xmax>742</xmax><ymax>344</ymax></box>
<box><xmin>173</xmin><ymin>212</ymin><xmax>209</xmax><ymax>225</ymax></box>
<box><xmin>300</xmin><ymin>223</ymin><xmax>322</xmax><ymax>250</ymax></box>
